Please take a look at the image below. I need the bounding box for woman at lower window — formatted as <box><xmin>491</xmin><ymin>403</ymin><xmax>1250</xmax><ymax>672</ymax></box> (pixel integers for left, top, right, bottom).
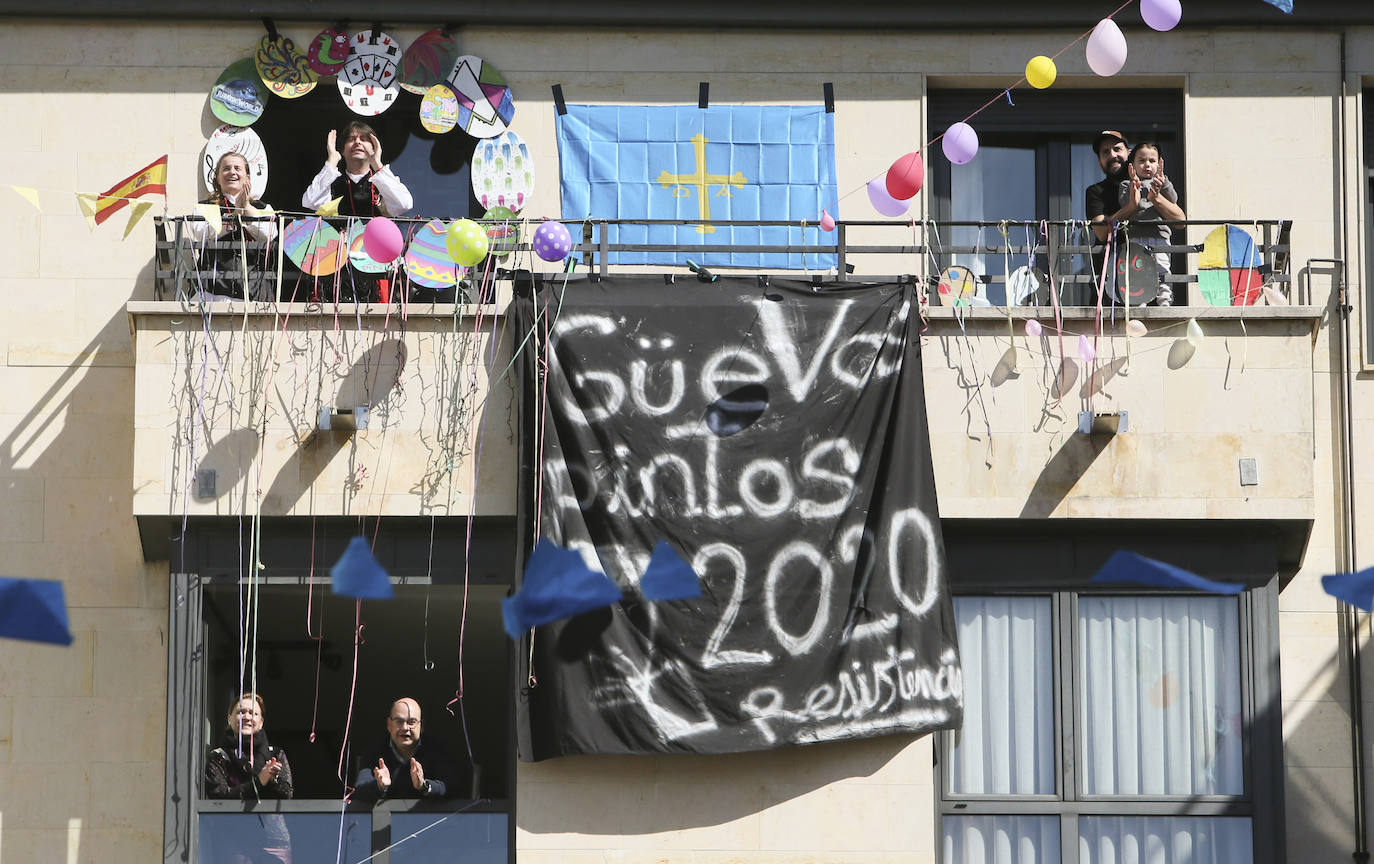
<box><xmin>205</xmin><ymin>692</ymin><xmax>293</xmax><ymax>864</ymax></box>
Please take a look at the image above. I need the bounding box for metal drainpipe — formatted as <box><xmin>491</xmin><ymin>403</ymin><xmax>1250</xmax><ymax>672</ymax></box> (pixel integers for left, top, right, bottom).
<box><xmin>1332</xmin><ymin>253</ymin><xmax>1367</xmax><ymax>864</ymax></box>
<box><xmin>1330</xmin><ymin>26</ymin><xmax>1370</xmax><ymax>864</ymax></box>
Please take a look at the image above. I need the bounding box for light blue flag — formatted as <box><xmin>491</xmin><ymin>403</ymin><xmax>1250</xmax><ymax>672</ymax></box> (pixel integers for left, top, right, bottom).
<box><xmin>1261</xmin><ymin>0</ymin><xmax>1293</xmax><ymax>12</ymax></box>
<box><xmin>556</xmin><ymin>105</ymin><xmax>838</xmax><ymax>269</ymax></box>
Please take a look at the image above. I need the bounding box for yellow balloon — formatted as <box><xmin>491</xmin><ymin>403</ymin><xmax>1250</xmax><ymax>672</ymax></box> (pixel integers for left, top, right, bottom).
<box><xmin>1026</xmin><ymin>55</ymin><xmax>1057</xmax><ymax>89</ymax></box>
<box><xmin>445</xmin><ymin>218</ymin><xmax>489</xmax><ymax>267</ymax></box>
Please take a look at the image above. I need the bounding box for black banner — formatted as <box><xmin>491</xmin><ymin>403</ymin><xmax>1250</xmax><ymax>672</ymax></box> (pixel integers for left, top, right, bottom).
<box><xmin>513</xmin><ymin>276</ymin><xmax>961</xmax><ymax>759</ymax></box>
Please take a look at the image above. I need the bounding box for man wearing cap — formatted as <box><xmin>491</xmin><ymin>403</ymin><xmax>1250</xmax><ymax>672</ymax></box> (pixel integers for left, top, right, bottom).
<box><xmin>1085</xmin><ymin>130</ymin><xmax>1135</xmax><ymax>245</ymax></box>
<box><xmin>1085</xmin><ymin>130</ymin><xmax>1185</xmax><ymax>305</ymax></box>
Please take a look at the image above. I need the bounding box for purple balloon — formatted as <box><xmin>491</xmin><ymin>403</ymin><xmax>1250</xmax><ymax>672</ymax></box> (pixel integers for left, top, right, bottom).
<box><xmin>1140</xmin><ymin>0</ymin><xmax>1181</xmax><ymax>31</ymax></box>
<box><xmin>867</xmin><ymin>179</ymin><xmax>909</xmax><ymax>218</ymax></box>
<box><xmin>942</xmin><ymin>122</ymin><xmax>980</xmax><ymax>165</ymax></box>
<box><xmin>533</xmin><ymin>220</ymin><xmax>573</xmax><ymax>262</ymax></box>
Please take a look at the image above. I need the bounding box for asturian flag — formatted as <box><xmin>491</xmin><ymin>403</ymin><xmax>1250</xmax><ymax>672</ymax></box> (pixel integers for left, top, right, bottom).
<box><xmin>556</xmin><ymin>105</ymin><xmax>837</xmax><ymax>269</ymax></box>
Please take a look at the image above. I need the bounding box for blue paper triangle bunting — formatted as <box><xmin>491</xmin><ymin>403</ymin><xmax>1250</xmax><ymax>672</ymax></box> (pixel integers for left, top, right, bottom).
<box><xmin>331</xmin><ymin>536</ymin><xmax>394</xmax><ymax>600</ymax></box>
<box><xmin>1089</xmin><ymin>550</ymin><xmax>1244</xmax><ymax>595</ymax></box>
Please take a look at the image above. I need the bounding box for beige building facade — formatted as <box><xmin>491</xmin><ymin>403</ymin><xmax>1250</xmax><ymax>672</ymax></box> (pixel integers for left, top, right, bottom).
<box><xmin>1</xmin><ymin>3</ymin><xmax>1372</xmax><ymax>862</ymax></box>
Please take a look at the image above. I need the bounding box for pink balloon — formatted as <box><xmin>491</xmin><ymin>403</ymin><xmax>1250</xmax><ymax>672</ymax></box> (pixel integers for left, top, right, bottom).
<box><xmin>1078</xmin><ymin>333</ymin><xmax>1096</xmax><ymax>364</ymax></box>
<box><xmin>1024</xmin><ymin>319</ymin><xmax>1043</xmax><ymax>338</ymax></box>
<box><xmin>885</xmin><ymin>151</ymin><xmax>925</xmax><ymax>201</ymax></box>
<box><xmin>1140</xmin><ymin>0</ymin><xmax>1181</xmax><ymax>31</ymax></box>
<box><xmin>819</xmin><ymin>209</ymin><xmax>836</xmax><ymax>232</ymax></box>
<box><xmin>942</xmin><ymin>122</ymin><xmax>979</xmax><ymax>165</ymax></box>
<box><xmin>867</xmin><ymin>179</ymin><xmax>909</xmax><ymax>218</ymax></box>
<box><xmin>362</xmin><ymin>217</ymin><xmax>404</xmax><ymax>263</ymax></box>
<box><xmin>1086</xmin><ymin>18</ymin><xmax>1128</xmax><ymax>76</ymax></box>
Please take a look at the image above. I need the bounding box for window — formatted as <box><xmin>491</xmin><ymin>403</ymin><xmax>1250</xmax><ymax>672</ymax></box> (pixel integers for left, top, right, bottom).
<box><xmin>252</xmin><ymin>86</ymin><xmax>479</xmax><ymax>221</ymax></box>
<box><xmin>164</xmin><ymin>518</ymin><xmax>516</xmax><ymax>864</ymax></box>
<box><xmin>929</xmin><ymin>89</ymin><xmax>1184</xmax><ymax>304</ymax></box>
<box><xmin>938</xmin><ymin>588</ymin><xmax>1279</xmax><ymax>864</ymax></box>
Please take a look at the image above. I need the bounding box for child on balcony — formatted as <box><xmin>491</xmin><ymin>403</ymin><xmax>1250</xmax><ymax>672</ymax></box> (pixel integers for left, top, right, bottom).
<box><xmin>1119</xmin><ymin>142</ymin><xmax>1185</xmax><ymax>306</ymax></box>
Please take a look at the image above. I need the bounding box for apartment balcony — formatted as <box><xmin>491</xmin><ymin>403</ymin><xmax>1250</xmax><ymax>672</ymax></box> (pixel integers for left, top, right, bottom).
<box><xmin>131</xmin><ymin>216</ymin><xmax>1318</xmax><ymax>565</ymax></box>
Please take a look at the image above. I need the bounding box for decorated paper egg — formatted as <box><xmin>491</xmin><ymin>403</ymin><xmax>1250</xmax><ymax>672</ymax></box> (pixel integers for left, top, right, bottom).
<box><xmin>471</xmin><ymin>130</ymin><xmax>533</xmax><ymax>211</ymax></box>
<box><xmin>283</xmin><ymin>218</ymin><xmax>346</xmax><ymax>276</ymax></box>
<box><xmin>404</xmin><ymin>219</ymin><xmax>461</xmax><ymax>290</ymax></box>
<box><xmin>337</xmin><ymin>29</ymin><xmax>401</xmax><ymax>117</ymax></box>
<box><xmin>307</xmin><ymin>27</ymin><xmax>349</xmax><ymax>76</ymax></box>
<box><xmin>483</xmin><ymin>206</ymin><xmax>520</xmax><ymax>259</ymax></box>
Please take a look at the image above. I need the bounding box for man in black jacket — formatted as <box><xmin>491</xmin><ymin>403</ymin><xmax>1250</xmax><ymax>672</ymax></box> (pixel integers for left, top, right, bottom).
<box><xmin>354</xmin><ymin>697</ymin><xmax>459</xmax><ymax>801</ymax></box>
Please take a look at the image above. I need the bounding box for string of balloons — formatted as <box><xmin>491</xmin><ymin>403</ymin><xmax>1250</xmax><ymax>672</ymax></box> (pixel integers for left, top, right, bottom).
<box><xmin>818</xmin><ymin>0</ymin><xmax>1183</xmax><ymax>226</ymax></box>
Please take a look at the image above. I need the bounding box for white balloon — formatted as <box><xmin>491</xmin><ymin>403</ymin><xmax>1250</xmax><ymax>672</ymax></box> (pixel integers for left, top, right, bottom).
<box><xmin>1086</xmin><ymin>18</ymin><xmax>1129</xmax><ymax>77</ymax></box>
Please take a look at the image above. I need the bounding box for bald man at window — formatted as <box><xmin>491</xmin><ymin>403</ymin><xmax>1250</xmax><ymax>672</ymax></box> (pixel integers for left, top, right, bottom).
<box><xmin>354</xmin><ymin>697</ymin><xmax>459</xmax><ymax>801</ymax></box>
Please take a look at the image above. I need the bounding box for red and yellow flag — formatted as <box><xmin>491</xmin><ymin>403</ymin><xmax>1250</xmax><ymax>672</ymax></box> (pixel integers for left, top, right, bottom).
<box><xmin>94</xmin><ymin>155</ymin><xmax>167</xmax><ymax>225</ymax></box>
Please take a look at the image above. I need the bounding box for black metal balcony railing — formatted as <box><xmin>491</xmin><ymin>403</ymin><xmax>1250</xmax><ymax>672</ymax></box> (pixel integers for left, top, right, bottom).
<box><xmin>153</xmin><ymin>216</ymin><xmax>1293</xmax><ymax>306</ymax></box>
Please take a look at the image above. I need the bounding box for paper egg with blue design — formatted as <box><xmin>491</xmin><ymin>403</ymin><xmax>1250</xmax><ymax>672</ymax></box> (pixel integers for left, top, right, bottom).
<box><xmin>404</xmin><ymin>219</ymin><xmax>461</xmax><ymax>289</ymax></box>
<box><xmin>210</xmin><ymin>58</ymin><xmax>267</xmax><ymax>126</ymax></box>
<box><xmin>1197</xmin><ymin>224</ymin><xmax>1265</xmax><ymax>306</ymax></box>
<box><xmin>471</xmin><ymin>130</ymin><xmax>533</xmax><ymax>212</ymax></box>
<box><xmin>937</xmin><ymin>265</ymin><xmax>978</xmax><ymax>306</ymax></box>
<box><xmin>283</xmin><ymin>217</ymin><xmax>346</xmax><ymax>276</ymax></box>
<box><xmin>444</xmin><ymin>55</ymin><xmax>515</xmax><ymax>139</ymax></box>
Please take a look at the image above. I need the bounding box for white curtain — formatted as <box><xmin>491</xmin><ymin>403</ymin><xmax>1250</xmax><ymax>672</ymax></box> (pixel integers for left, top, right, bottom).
<box><xmin>1078</xmin><ymin>596</ymin><xmax>1244</xmax><ymax>795</ymax></box>
<box><xmin>950</xmin><ymin>597</ymin><xmax>1055</xmax><ymax>795</ymax></box>
<box><xmin>949</xmin><ymin>145</ymin><xmax>1036</xmax><ymax>297</ymax></box>
<box><xmin>1079</xmin><ymin>816</ymin><xmax>1253</xmax><ymax>864</ymax></box>
<box><xmin>943</xmin><ymin>815</ymin><xmax>1060</xmax><ymax>864</ymax></box>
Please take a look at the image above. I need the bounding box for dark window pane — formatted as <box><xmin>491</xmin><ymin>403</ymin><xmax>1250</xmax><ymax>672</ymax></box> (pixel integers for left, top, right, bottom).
<box><xmin>949</xmin><ymin>145</ymin><xmax>1037</xmax><ymax>303</ymax></box>
<box><xmin>390</xmin><ymin>812</ymin><xmax>508</xmax><ymax>864</ymax></box>
<box><xmin>202</xmin><ymin>583</ymin><xmax>511</xmax><ymax>800</ymax></box>
<box><xmin>199</xmin><ymin>812</ymin><xmax>369</xmax><ymax>864</ymax></box>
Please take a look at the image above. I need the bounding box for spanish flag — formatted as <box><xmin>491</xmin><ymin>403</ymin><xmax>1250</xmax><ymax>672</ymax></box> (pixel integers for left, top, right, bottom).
<box><xmin>94</xmin><ymin>155</ymin><xmax>167</xmax><ymax>225</ymax></box>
